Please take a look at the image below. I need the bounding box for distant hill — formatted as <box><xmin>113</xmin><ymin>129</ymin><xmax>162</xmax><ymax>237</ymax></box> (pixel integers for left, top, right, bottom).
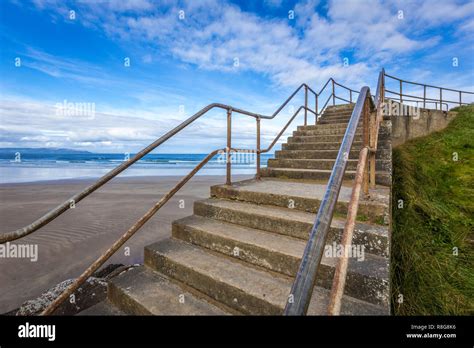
<box><xmin>0</xmin><ymin>148</ymin><xmax>93</xmax><ymax>155</ymax></box>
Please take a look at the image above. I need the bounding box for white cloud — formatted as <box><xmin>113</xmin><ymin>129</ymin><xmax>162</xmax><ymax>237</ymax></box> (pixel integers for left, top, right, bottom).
<box><xmin>22</xmin><ymin>0</ymin><xmax>451</xmax><ymax>89</ymax></box>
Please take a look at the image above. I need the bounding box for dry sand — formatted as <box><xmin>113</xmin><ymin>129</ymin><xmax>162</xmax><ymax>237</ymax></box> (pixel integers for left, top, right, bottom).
<box><xmin>0</xmin><ymin>174</ymin><xmax>252</xmax><ymax>313</ymax></box>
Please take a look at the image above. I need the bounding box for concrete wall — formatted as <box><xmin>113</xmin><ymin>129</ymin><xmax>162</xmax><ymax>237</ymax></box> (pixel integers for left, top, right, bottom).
<box><xmin>389</xmin><ymin>105</ymin><xmax>457</xmax><ymax>147</ymax></box>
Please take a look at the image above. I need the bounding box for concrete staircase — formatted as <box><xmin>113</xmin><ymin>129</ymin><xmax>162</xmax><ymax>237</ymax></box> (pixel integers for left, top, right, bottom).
<box><xmin>80</xmin><ymin>104</ymin><xmax>392</xmax><ymax>316</ymax></box>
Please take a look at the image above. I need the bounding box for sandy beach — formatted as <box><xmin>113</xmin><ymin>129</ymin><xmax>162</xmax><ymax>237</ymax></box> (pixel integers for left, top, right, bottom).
<box><xmin>0</xmin><ymin>174</ymin><xmax>252</xmax><ymax>313</ymax></box>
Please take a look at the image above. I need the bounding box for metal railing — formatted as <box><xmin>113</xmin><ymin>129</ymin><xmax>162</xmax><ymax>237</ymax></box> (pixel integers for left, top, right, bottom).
<box><xmin>384</xmin><ymin>73</ymin><xmax>474</xmax><ymax>111</ymax></box>
<box><xmin>315</xmin><ymin>78</ymin><xmax>360</xmax><ymax>121</ymax></box>
<box><xmin>283</xmin><ymin>84</ymin><xmax>374</xmax><ymax>315</ymax></box>
<box><xmin>327</xmin><ymin>69</ymin><xmax>385</xmax><ymax>314</ymax></box>
<box><xmin>0</xmin><ymin>77</ymin><xmax>357</xmax><ymax>315</ymax></box>
<box><xmin>283</xmin><ymin>68</ymin><xmax>474</xmax><ymax>315</ymax></box>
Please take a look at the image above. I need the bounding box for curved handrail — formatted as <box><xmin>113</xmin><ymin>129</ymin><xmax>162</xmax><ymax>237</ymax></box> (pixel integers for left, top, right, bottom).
<box><xmin>283</xmin><ymin>85</ymin><xmax>373</xmax><ymax>315</ymax></box>
<box><xmin>0</xmin><ymin>82</ymin><xmax>317</xmax><ymax>244</ymax></box>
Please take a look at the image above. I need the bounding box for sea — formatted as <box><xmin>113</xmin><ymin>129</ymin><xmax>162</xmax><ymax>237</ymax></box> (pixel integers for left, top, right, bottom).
<box><xmin>0</xmin><ymin>150</ymin><xmax>272</xmax><ymax>184</ymax></box>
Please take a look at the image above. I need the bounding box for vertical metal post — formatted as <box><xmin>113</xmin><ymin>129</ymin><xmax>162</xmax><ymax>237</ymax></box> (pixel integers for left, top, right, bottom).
<box><xmin>399</xmin><ymin>80</ymin><xmax>403</xmax><ymax>104</ymax></box>
<box><xmin>315</xmin><ymin>94</ymin><xmax>318</xmax><ymax>124</ymax></box>
<box><xmin>304</xmin><ymin>85</ymin><xmax>308</xmax><ymax>126</ymax></box>
<box><xmin>226</xmin><ymin>108</ymin><xmax>232</xmax><ymax>186</ymax></box>
<box><xmin>362</xmin><ymin>99</ymin><xmax>369</xmax><ymax>195</ymax></box>
<box><xmin>350</xmin><ymin>90</ymin><xmax>352</xmax><ymax>103</ymax></box>
<box><xmin>423</xmin><ymin>85</ymin><xmax>426</xmax><ymax>109</ymax></box>
<box><xmin>256</xmin><ymin>117</ymin><xmax>261</xmax><ymax>180</ymax></box>
<box><xmin>439</xmin><ymin>88</ymin><xmax>442</xmax><ymax>111</ymax></box>
<box><xmin>459</xmin><ymin>91</ymin><xmax>462</xmax><ymax>106</ymax></box>
<box><xmin>332</xmin><ymin>79</ymin><xmax>335</xmax><ymax>106</ymax></box>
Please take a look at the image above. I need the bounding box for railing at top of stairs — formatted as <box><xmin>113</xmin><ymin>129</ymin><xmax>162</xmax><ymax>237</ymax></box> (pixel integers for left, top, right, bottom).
<box><xmin>283</xmin><ymin>68</ymin><xmax>474</xmax><ymax>315</ymax></box>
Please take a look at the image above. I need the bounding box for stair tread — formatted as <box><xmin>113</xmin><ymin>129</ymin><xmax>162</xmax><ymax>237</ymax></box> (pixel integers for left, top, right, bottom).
<box><xmin>271</xmin><ymin>158</ymin><xmax>360</xmax><ymax>163</ymax></box>
<box><xmin>109</xmin><ymin>266</ymin><xmax>228</xmax><ymax>315</ymax></box>
<box><xmin>265</xmin><ymin>167</ymin><xmax>355</xmax><ymax>173</ymax></box>
<box><xmin>195</xmin><ymin>198</ymin><xmax>388</xmax><ymax>239</ymax></box>
<box><xmin>174</xmin><ymin>214</ymin><xmax>388</xmax><ymax>280</ymax></box>
<box><xmin>265</xmin><ymin>167</ymin><xmax>390</xmax><ymax>174</ymax></box>
<box><xmin>146</xmin><ymin>238</ymin><xmax>387</xmax><ymax>315</ymax></box>
<box><xmin>213</xmin><ymin>177</ymin><xmax>390</xmax><ymax>205</ymax></box>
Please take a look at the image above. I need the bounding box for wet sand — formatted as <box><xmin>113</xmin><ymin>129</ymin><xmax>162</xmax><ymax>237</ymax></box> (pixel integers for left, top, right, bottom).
<box><xmin>0</xmin><ymin>175</ymin><xmax>252</xmax><ymax>313</ymax></box>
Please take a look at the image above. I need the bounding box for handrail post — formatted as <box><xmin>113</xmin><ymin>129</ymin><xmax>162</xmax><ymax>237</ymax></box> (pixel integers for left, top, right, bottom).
<box><xmin>399</xmin><ymin>80</ymin><xmax>403</xmax><ymax>104</ymax></box>
<box><xmin>350</xmin><ymin>90</ymin><xmax>352</xmax><ymax>103</ymax></box>
<box><xmin>362</xmin><ymin>98</ymin><xmax>369</xmax><ymax>195</ymax></box>
<box><xmin>304</xmin><ymin>85</ymin><xmax>308</xmax><ymax>126</ymax></box>
<box><xmin>226</xmin><ymin>108</ymin><xmax>232</xmax><ymax>186</ymax></box>
<box><xmin>439</xmin><ymin>88</ymin><xmax>442</xmax><ymax>111</ymax></box>
<box><xmin>423</xmin><ymin>85</ymin><xmax>426</xmax><ymax>109</ymax></box>
<box><xmin>332</xmin><ymin>79</ymin><xmax>335</xmax><ymax>106</ymax></box>
<box><xmin>315</xmin><ymin>94</ymin><xmax>318</xmax><ymax>124</ymax></box>
<box><xmin>256</xmin><ymin>117</ymin><xmax>261</xmax><ymax>180</ymax></box>
<box><xmin>459</xmin><ymin>91</ymin><xmax>462</xmax><ymax>105</ymax></box>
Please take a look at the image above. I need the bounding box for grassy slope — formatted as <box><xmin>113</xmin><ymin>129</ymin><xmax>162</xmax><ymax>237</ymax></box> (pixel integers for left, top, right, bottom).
<box><xmin>391</xmin><ymin>105</ymin><xmax>474</xmax><ymax>315</ymax></box>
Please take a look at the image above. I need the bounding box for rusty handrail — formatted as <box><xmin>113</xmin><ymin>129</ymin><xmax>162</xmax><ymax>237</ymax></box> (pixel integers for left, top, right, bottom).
<box><xmin>283</xmin><ymin>86</ymin><xmax>372</xmax><ymax>315</ymax></box>
<box><xmin>0</xmin><ymin>82</ymin><xmax>319</xmax><ymax>244</ymax></box>
<box><xmin>327</xmin><ymin>69</ymin><xmax>385</xmax><ymax>315</ymax></box>
<box><xmin>41</xmin><ymin>148</ymin><xmax>225</xmax><ymax>315</ymax></box>
<box><xmin>384</xmin><ymin>72</ymin><xmax>473</xmax><ymax>111</ymax></box>
<box><xmin>385</xmin><ymin>96</ymin><xmax>449</xmax><ymax>110</ymax></box>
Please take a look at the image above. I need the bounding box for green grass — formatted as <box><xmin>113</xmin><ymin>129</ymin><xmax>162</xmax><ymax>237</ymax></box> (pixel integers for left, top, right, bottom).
<box><xmin>391</xmin><ymin>105</ymin><xmax>474</xmax><ymax>315</ymax></box>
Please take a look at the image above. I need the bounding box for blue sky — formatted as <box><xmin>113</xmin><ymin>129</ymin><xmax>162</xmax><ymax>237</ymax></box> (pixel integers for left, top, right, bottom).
<box><xmin>0</xmin><ymin>0</ymin><xmax>473</xmax><ymax>153</ymax></box>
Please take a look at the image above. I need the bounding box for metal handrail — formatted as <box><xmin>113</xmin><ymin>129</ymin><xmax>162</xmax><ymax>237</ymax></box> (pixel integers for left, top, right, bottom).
<box><xmin>41</xmin><ymin>103</ymin><xmax>316</xmax><ymax>315</ymax></box>
<box><xmin>385</xmin><ymin>97</ymin><xmax>449</xmax><ymax>111</ymax></box>
<box><xmin>384</xmin><ymin>73</ymin><xmax>473</xmax><ymax>110</ymax></box>
<box><xmin>41</xmin><ymin>148</ymin><xmax>223</xmax><ymax>315</ymax></box>
<box><xmin>0</xmin><ymin>73</ymin><xmax>357</xmax><ymax>315</ymax></box>
<box><xmin>283</xmin><ymin>86</ymin><xmax>373</xmax><ymax>315</ymax></box>
<box><xmin>327</xmin><ymin>68</ymin><xmax>385</xmax><ymax>314</ymax></box>
<box><xmin>0</xmin><ymin>82</ymin><xmax>318</xmax><ymax>244</ymax></box>
<box><xmin>385</xmin><ymin>90</ymin><xmax>463</xmax><ymax>107</ymax></box>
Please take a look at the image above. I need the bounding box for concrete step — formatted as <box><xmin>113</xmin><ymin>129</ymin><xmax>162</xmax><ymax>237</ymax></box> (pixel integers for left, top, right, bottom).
<box><xmin>267</xmin><ymin>158</ymin><xmax>391</xmax><ymax>172</ymax></box>
<box><xmin>210</xmin><ymin>178</ymin><xmax>389</xmax><ymax>224</ymax></box>
<box><xmin>193</xmin><ymin>198</ymin><xmax>389</xmax><ymax>256</ymax></box>
<box><xmin>145</xmin><ymin>238</ymin><xmax>388</xmax><ymax>315</ymax></box>
<box><xmin>294</xmin><ymin>128</ymin><xmax>358</xmax><ymax>136</ymax></box>
<box><xmin>172</xmin><ymin>215</ymin><xmax>389</xmax><ymax>305</ymax></box>
<box><xmin>275</xmin><ymin>149</ymin><xmax>390</xmax><ymax>160</ymax></box>
<box><xmin>322</xmin><ymin>109</ymin><xmax>354</xmax><ymax>116</ymax></box>
<box><xmin>319</xmin><ymin>114</ymin><xmax>353</xmax><ymax>121</ymax></box>
<box><xmin>318</xmin><ymin>119</ymin><xmax>351</xmax><ymax>125</ymax></box>
<box><xmin>268</xmin><ymin>158</ymin><xmax>359</xmax><ymax>170</ymax></box>
<box><xmin>282</xmin><ymin>141</ymin><xmax>363</xmax><ymax>151</ymax></box>
<box><xmin>260</xmin><ymin>167</ymin><xmax>391</xmax><ymax>186</ymax></box>
<box><xmin>288</xmin><ymin>134</ymin><xmax>363</xmax><ymax>143</ymax></box>
<box><xmin>77</xmin><ymin>300</ymin><xmax>125</xmax><ymax>316</ymax></box>
<box><xmin>324</xmin><ymin>104</ymin><xmax>355</xmax><ymax>113</ymax></box>
<box><xmin>107</xmin><ymin>266</ymin><xmax>228</xmax><ymax>315</ymax></box>
<box><xmin>298</xmin><ymin>123</ymin><xmax>353</xmax><ymax>131</ymax></box>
